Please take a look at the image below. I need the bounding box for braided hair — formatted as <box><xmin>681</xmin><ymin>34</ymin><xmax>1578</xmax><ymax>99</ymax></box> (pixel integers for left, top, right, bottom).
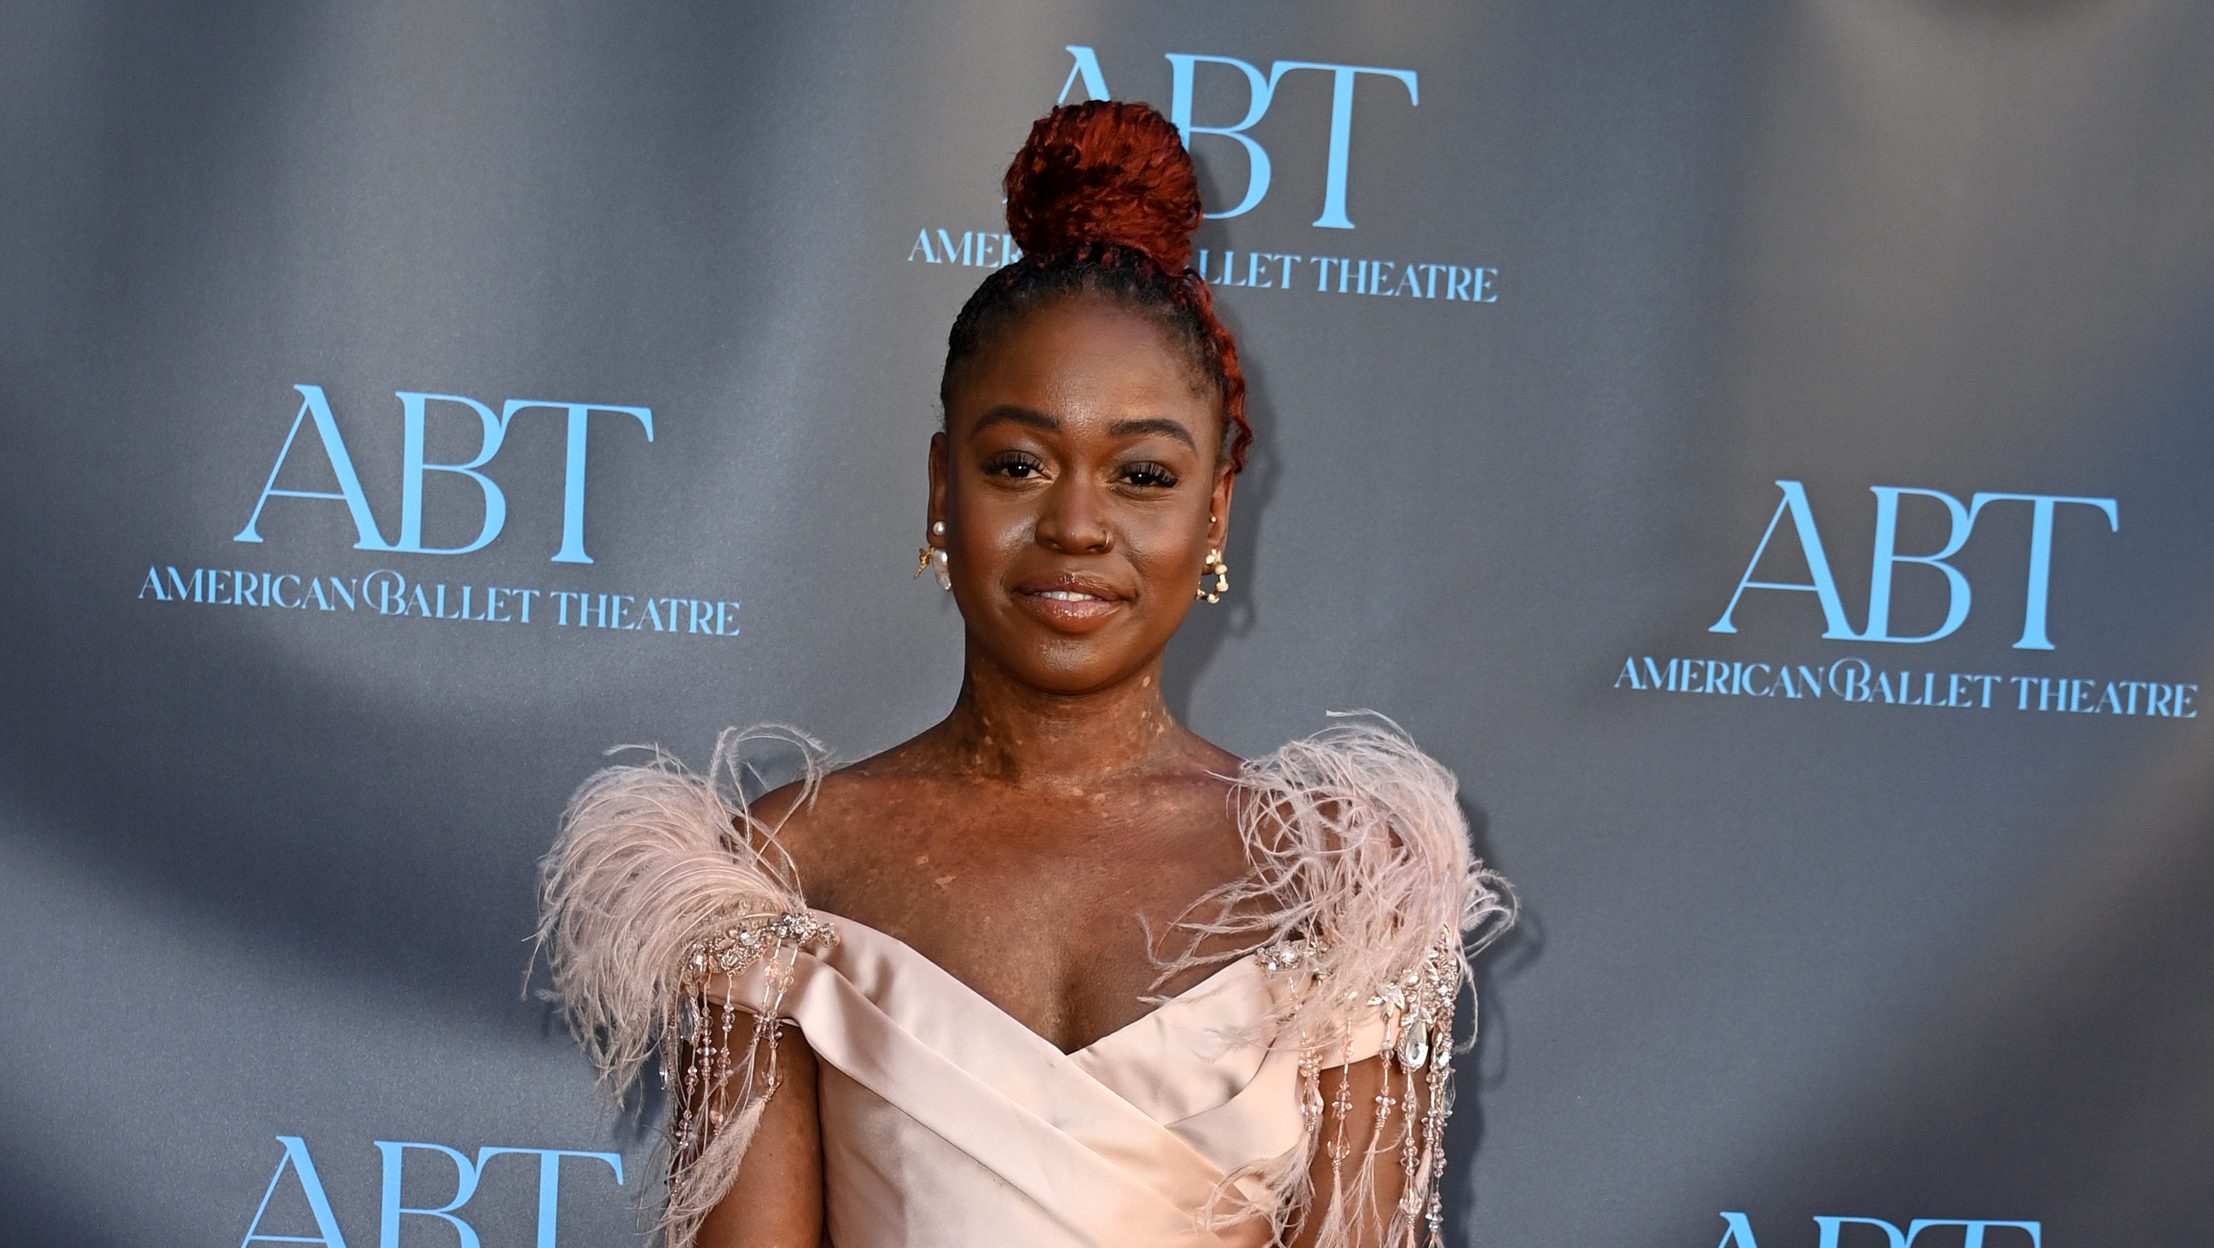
<box><xmin>939</xmin><ymin>100</ymin><xmax>1253</xmax><ymax>474</ymax></box>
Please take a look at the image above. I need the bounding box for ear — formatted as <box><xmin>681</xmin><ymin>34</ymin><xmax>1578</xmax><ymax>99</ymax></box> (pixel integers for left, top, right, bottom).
<box><xmin>927</xmin><ymin>430</ymin><xmax>950</xmax><ymax>545</ymax></box>
<box><xmin>1207</xmin><ymin>462</ymin><xmax>1235</xmax><ymax>550</ymax></box>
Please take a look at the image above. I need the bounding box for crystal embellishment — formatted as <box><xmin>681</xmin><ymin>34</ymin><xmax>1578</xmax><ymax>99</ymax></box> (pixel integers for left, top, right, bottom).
<box><xmin>670</xmin><ymin>908</ymin><xmax>839</xmax><ymax>1213</ymax></box>
<box><xmin>1254</xmin><ymin>924</ymin><xmax>1468</xmax><ymax>1248</ymax></box>
<box><xmin>1396</xmin><ymin>1013</ymin><xmax>1430</xmax><ymax>1070</ymax></box>
<box><xmin>1253</xmin><ymin>935</ymin><xmax>1330</xmax><ymax>972</ymax></box>
<box><xmin>684</xmin><ymin>911</ymin><xmax>838</xmax><ymax>986</ymax></box>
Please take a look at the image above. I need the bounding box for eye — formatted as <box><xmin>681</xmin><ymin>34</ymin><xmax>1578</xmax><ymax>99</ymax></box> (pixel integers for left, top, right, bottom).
<box><xmin>1120</xmin><ymin>461</ymin><xmax>1181</xmax><ymax>489</ymax></box>
<box><xmin>983</xmin><ymin>450</ymin><xmax>1045</xmax><ymax>479</ymax></box>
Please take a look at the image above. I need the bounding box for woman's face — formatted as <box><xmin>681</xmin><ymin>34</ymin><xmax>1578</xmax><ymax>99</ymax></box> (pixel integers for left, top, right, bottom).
<box><xmin>932</xmin><ymin>293</ymin><xmax>1234</xmax><ymax>696</ymax></box>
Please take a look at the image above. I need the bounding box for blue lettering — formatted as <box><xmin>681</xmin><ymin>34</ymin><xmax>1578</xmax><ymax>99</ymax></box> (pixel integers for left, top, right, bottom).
<box><xmin>235</xmin><ymin>385</ymin><xmax>393</xmax><ymax>552</ymax></box>
<box><xmin>375</xmin><ymin>1140</ymin><xmax>481</xmax><ymax>1248</ymax></box>
<box><xmin>1828</xmin><ymin>656</ymin><xmax>1873</xmax><ymax>701</ymax></box>
<box><xmin>1057</xmin><ymin>43</ymin><xmax>1110</xmax><ymax>103</ymax></box>
<box><xmin>497</xmin><ymin>399</ymin><xmax>653</xmax><ymax>564</ymax></box>
<box><xmin>394</xmin><ymin>392</ymin><xmax>507</xmax><ymax>556</ymax></box>
<box><xmin>1165</xmin><ymin>52</ymin><xmax>1276</xmax><ymax>219</ymax></box>
<box><xmin>1058</xmin><ymin>46</ymin><xmax>1415</xmax><ymax>229</ymax></box>
<box><xmin>1715</xmin><ymin>481</ymin><xmax>2116</xmax><ymax>649</ymax></box>
<box><xmin>239</xmin><ymin>1135</ymin><xmax>349</xmax><ymax>1248</ymax></box>
<box><xmin>1710</xmin><ymin>480</ymin><xmax>1858</xmax><ymax>639</ymax></box>
<box><xmin>1742</xmin><ymin>661</ymin><xmax>1774</xmax><ymax>696</ymax></box>
<box><xmin>1715</xmin><ymin>1211</ymin><xmax>1760</xmax><ymax>1248</ymax></box>
<box><xmin>1815</xmin><ymin>1216</ymin><xmax>1906</xmax><ymax>1248</ymax></box>
<box><xmin>1721</xmin><ymin>1211</ymin><xmax>2040</xmax><ymax>1248</ymax></box>
<box><xmin>474</xmin><ymin>1148</ymin><xmax>624</xmax><ymax>1248</ymax></box>
<box><xmin>1906</xmin><ymin>1219</ymin><xmax>2041</xmax><ymax>1248</ymax></box>
<box><xmin>1966</xmin><ymin>491</ymin><xmax>2118</xmax><ymax>650</ymax></box>
<box><xmin>1270</xmin><ymin>61</ymin><xmax>1417</xmax><ymax>228</ymax></box>
<box><xmin>239</xmin><ymin>387</ymin><xmax>652</xmax><ymax>563</ymax></box>
<box><xmin>1861</xmin><ymin>486</ymin><xmax>1974</xmax><ymax>644</ymax></box>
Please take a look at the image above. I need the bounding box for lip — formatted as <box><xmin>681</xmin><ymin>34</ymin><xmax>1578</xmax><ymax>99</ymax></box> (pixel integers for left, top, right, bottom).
<box><xmin>1011</xmin><ymin>574</ymin><xmax>1128</xmax><ymax>632</ymax></box>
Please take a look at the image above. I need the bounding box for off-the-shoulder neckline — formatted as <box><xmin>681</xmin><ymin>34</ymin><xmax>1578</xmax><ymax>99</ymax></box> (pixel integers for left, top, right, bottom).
<box><xmin>782</xmin><ymin>905</ymin><xmax>1264</xmax><ymax>1060</ymax></box>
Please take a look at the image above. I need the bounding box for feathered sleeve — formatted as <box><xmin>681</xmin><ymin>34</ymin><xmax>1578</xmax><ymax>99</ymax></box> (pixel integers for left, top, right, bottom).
<box><xmin>531</xmin><ymin>725</ymin><xmax>838</xmax><ymax>1248</ymax></box>
<box><xmin>1166</xmin><ymin>712</ymin><xmax>1517</xmax><ymax>1248</ymax></box>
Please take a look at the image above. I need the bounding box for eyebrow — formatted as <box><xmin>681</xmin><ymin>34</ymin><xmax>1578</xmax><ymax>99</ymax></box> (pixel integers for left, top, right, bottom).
<box><xmin>1109</xmin><ymin>416</ymin><xmax>1198</xmax><ymax>450</ymax></box>
<box><xmin>970</xmin><ymin>404</ymin><xmax>1197</xmax><ymax>450</ymax></box>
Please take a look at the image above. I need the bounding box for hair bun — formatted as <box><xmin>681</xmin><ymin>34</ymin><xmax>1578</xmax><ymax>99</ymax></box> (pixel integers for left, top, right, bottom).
<box><xmin>1002</xmin><ymin>100</ymin><xmax>1201</xmax><ymax>272</ymax></box>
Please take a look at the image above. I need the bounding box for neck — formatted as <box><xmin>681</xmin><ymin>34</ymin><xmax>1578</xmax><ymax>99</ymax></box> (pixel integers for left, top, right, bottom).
<box><xmin>935</xmin><ymin>645</ymin><xmax>1185</xmax><ymax>788</ymax></box>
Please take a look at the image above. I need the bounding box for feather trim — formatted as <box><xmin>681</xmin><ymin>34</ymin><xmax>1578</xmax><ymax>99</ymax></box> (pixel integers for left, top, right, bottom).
<box><xmin>530</xmin><ymin>724</ymin><xmax>834</xmax><ymax>1248</ymax></box>
<box><xmin>1163</xmin><ymin>711</ymin><xmax>1517</xmax><ymax>1248</ymax></box>
<box><xmin>532</xmin><ymin>713</ymin><xmax>1509</xmax><ymax>1248</ymax></box>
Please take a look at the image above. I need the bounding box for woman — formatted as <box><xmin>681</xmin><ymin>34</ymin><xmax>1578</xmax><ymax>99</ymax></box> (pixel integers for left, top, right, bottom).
<box><xmin>536</xmin><ymin>100</ymin><xmax>1513</xmax><ymax>1248</ymax></box>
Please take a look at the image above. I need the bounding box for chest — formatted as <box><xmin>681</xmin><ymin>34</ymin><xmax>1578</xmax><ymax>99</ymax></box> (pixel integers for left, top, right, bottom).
<box><xmin>802</xmin><ymin>791</ymin><xmax>1252</xmax><ymax>1053</ymax></box>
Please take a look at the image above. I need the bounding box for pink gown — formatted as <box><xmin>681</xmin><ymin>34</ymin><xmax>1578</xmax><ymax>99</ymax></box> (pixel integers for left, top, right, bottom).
<box><xmin>536</xmin><ymin>717</ymin><xmax>1512</xmax><ymax>1248</ymax></box>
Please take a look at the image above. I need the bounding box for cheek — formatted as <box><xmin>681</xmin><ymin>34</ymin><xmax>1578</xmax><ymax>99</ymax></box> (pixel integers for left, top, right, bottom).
<box><xmin>944</xmin><ymin>489</ymin><xmax>1041</xmax><ymax>582</ymax></box>
<box><xmin>957</xmin><ymin>493</ymin><xmax>1033</xmax><ymax>554</ymax></box>
<box><xmin>1128</xmin><ymin>512</ymin><xmax>1209</xmax><ymax>580</ymax></box>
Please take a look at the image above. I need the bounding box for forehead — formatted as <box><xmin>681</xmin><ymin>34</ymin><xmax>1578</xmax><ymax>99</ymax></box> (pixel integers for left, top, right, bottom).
<box><xmin>949</xmin><ymin>295</ymin><xmax>1215</xmax><ymax>430</ymax></box>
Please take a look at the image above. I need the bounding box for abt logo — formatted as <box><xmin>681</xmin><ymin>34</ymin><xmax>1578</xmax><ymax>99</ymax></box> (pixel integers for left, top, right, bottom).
<box><xmin>239</xmin><ymin>1134</ymin><xmax>622</xmax><ymax>1248</ymax></box>
<box><xmin>1710</xmin><ymin>479</ymin><xmax>2119</xmax><ymax>651</ymax></box>
<box><xmin>1058</xmin><ymin>44</ymin><xmax>1417</xmax><ymax>229</ymax></box>
<box><xmin>234</xmin><ymin>383</ymin><xmax>655</xmax><ymax>564</ymax></box>
<box><xmin>1717</xmin><ymin>1211</ymin><xmax>2041</xmax><ymax>1247</ymax></box>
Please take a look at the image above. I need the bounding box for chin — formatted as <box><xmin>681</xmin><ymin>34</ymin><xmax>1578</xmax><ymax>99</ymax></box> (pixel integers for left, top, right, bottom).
<box><xmin>1018</xmin><ymin>652</ymin><xmax>1142</xmax><ymax>697</ymax></box>
<box><xmin>985</xmin><ymin>633</ymin><xmax>1160</xmax><ymax>697</ymax></box>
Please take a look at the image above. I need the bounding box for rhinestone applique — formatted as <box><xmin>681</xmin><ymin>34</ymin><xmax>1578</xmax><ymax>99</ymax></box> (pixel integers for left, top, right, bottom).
<box><xmin>684</xmin><ymin>911</ymin><xmax>839</xmax><ymax>983</ymax></box>
<box><xmin>1256</xmin><ymin>925</ymin><xmax>1466</xmax><ymax>1248</ymax></box>
<box><xmin>1253</xmin><ymin>935</ymin><xmax>1331</xmax><ymax>972</ymax></box>
<box><xmin>669</xmin><ymin>911</ymin><xmax>837</xmax><ymax>1173</ymax></box>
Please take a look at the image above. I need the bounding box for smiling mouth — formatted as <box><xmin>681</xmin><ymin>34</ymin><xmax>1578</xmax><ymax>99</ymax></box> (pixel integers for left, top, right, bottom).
<box><xmin>1013</xmin><ymin>583</ymin><xmax>1125</xmax><ymax>631</ymax></box>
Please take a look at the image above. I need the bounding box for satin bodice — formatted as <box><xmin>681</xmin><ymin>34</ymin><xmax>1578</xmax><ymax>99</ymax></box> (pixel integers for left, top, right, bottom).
<box><xmin>537</xmin><ymin>717</ymin><xmax>1514</xmax><ymax>1248</ymax></box>
<box><xmin>701</xmin><ymin>912</ymin><xmax>1388</xmax><ymax>1247</ymax></box>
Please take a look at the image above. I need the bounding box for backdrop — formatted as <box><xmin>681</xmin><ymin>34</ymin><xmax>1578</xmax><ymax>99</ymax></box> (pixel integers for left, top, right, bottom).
<box><xmin>5</xmin><ymin>3</ymin><xmax>2211</xmax><ymax>1246</ymax></box>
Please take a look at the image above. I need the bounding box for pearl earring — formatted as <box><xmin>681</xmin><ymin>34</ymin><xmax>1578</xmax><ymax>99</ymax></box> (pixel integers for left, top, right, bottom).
<box><xmin>1197</xmin><ymin>547</ymin><xmax>1229</xmax><ymax>602</ymax></box>
<box><xmin>914</xmin><ymin>520</ymin><xmax>951</xmax><ymax>590</ymax></box>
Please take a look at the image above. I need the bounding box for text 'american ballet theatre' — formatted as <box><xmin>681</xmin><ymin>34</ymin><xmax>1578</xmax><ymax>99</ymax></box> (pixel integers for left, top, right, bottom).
<box><xmin>907</xmin><ymin>45</ymin><xmax>1502</xmax><ymax>309</ymax></box>
<box><xmin>134</xmin><ymin>384</ymin><xmax>743</xmax><ymax>640</ymax></box>
<box><xmin>1613</xmin><ymin>479</ymin><xmax>2199</xmax><ymax>721</ymax></box>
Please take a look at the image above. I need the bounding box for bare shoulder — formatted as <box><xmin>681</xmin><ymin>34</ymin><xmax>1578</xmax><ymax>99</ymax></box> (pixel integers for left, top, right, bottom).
<box><xmin>1186</xmin><ymin>733</ymin><xmax>1246</xmax><ymax>778</ymax></box>
<box><xmin>1162</xmin><ymin>735</ymin><xmax>1248</xmax><ymax>825</ymax></box>
<box><xmin>733</xmin><ymin>735</ymin><xmax>944</xmax><ymax>913</ymax></box>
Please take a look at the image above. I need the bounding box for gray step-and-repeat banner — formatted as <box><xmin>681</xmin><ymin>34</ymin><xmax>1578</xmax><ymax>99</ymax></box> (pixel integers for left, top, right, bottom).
<box><xmin>5</xmin><ymin>3</ymin><xmax>2209</xmax><ymax>1246</ymax></box>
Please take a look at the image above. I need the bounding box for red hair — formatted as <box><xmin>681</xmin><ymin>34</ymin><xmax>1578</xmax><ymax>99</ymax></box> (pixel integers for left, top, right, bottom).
<box><xmin>942</xmin><ymin>100</ymin><xmax>1253</xmax><ymax>474</ymax></box>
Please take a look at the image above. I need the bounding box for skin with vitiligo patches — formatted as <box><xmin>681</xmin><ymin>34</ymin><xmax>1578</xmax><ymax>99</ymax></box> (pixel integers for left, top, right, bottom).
<box><xmin>692</xmin><ymin>295</ymin><xmax>1408</xmax><ymax>1248</ymax></box>
<box><xmin>785</xmin><ymin>293</ymin><xmax>1251</xmax><ymax>1053</ymax></box>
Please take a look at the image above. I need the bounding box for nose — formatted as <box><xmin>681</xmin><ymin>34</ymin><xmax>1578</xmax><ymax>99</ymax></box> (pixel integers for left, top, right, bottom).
<box><xmin>1034</xmin><ymin>476</ymin><xmax>1113</xmax><ymax>554</ymax></box>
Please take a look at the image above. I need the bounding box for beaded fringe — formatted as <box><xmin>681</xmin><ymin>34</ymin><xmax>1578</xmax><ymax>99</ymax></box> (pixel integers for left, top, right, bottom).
<box><xmin>535</xmin><ymin>715</ymin><xmax>1513</xmax><ymax>1248</ymax></box>
<box><xmin>1168</xmin><ymin>712</ymin><xmax>1517</xmax><ymax>1248</ymax></box>
<box><xmin>531</xmin><ymin>725</ymin><xmax>834</xmax><ymax>1248</ymax></box>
